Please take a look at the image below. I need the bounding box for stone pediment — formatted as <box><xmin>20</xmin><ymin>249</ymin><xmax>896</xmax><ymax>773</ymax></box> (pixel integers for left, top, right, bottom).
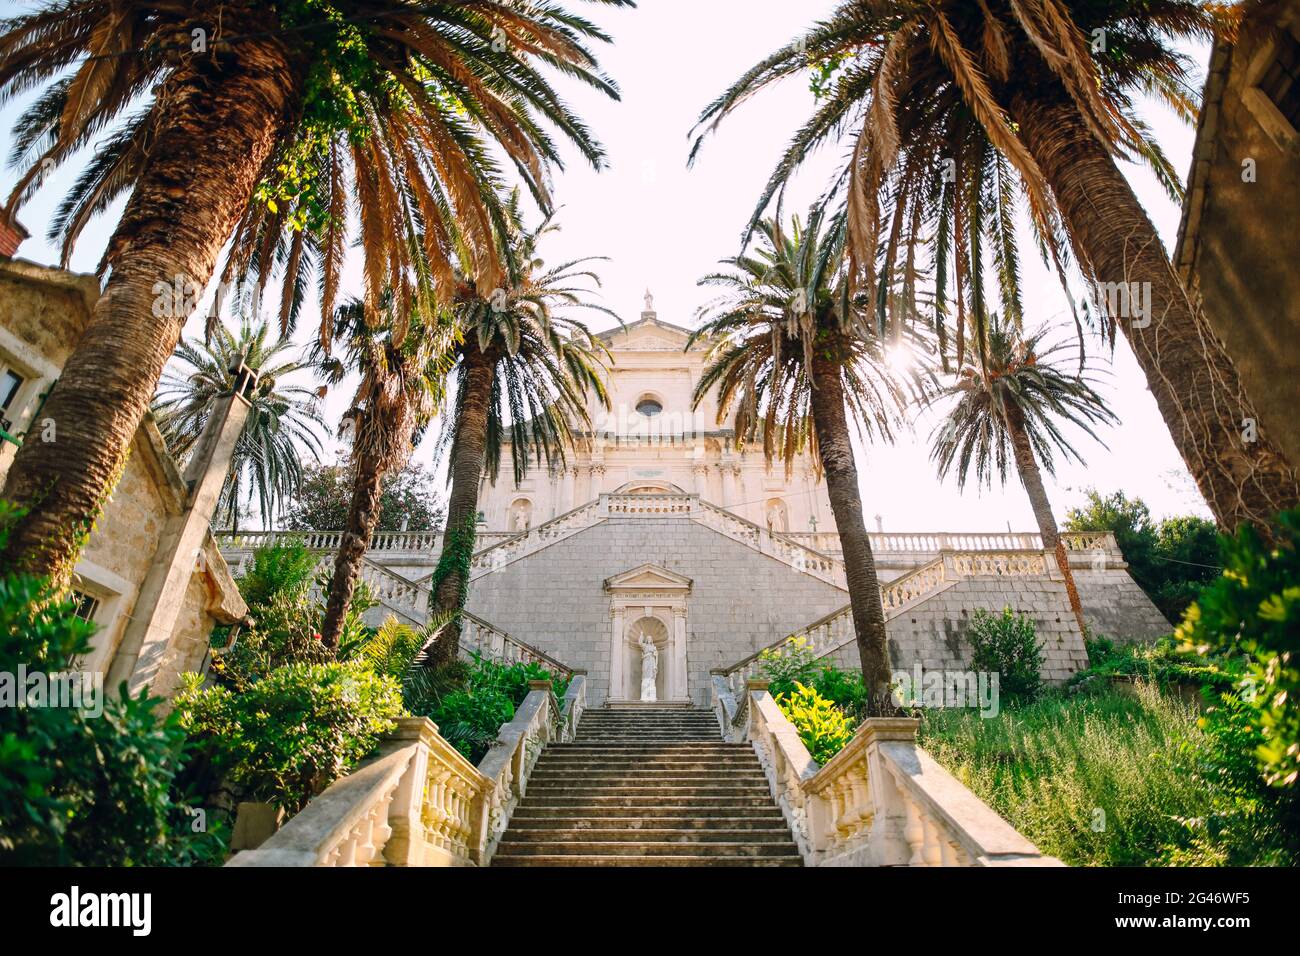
<box><xmin>603</xmin><ymin>563</ymin><xmax>693</xmax><ymax>593</ymax></box>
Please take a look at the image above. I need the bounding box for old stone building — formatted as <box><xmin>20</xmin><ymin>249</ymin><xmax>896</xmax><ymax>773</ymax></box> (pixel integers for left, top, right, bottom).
<box><xmin>0</xmin><ymin>254</ymin><xmax>248</xmax><ymax>699</ymax></box>
<box><xmin>222</xmin><ymin>298</ymin><xmax>1171</xmax><ymax>708</ymax></box>
<box><xmin>1175</xmin><ymin>0</ymin><xmax>1300</xmax><ymax>468</ymax></box>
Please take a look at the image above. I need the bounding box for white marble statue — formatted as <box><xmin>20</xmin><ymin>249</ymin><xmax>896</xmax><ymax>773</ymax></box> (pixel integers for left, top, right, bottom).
<box><xmin>638</xmin><ymin>633</ymin><xmax>658</xmax><ymax>702</ymax></box>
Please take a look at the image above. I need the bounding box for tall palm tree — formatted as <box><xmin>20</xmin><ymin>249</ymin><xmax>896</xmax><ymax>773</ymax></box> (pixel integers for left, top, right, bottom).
<box><xmin>928</xmin><ymin>319</ymin><xmax>1118</xmax><ymax>638</ymax></box>
<box><xmin>153</xmin><ymin>317</ymin><xmax>325</xmax><ymax>532</ymax></box>
<box><xmin>314</xmin><ymin>297</ymin><xmax>452</xmax><ymax>648</ymax></box>
<box><xmin>424</xmin><ymin>200</ymin><xmax>613</xmax><ymax>666</ymax></box>
<box><xmin>690</xmin><ymin>0</ymin><xmax>1299</xmax><ymax>534</ymax></box>
<box><xmin>691</xmin><ymin>207</ymin><xmax>931</xmax><ymax>716</ymax></box>
<box><xmin>0</xmin><ymin>0</ymin><xmax>630</xmax><ymax>582</ymax></box>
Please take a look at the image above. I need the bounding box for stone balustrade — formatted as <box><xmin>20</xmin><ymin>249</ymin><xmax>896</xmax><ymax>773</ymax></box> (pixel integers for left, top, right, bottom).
<box><xmin>228</xmin><ymin>676</ymin><xmax>587</xmax><ymax>867</ymax></box>
<box><xmin>727</xmin><ymin>684</ymin><xmax>1061</xmax><ymax>867</ymax></box>
<box><xmin>715</xmin><ymin>543</ymin><xmax>1088</xmax><ymax>696</ymax></box>
<box><xmin>216</xmin><ymin>529</ymin><xmax>517</xmax><ymax>565</ymax></box>
<box><xmin>460</xmin><ymin>611</ymin><xmax>576</xmax><ymax>679</ymax></box>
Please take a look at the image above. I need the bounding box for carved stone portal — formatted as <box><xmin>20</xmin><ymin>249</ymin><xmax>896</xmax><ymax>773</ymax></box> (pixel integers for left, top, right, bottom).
<box><xmin>603</xmin><ymin>564</ymin><xmax>692</xmax><ymax>705</ymax></box>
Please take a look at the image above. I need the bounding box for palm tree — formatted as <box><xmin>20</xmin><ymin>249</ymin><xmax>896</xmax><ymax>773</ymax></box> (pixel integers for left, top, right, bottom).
<box><xmin>928</xmin><ymin>319</ymin><xmax>1118</xmax><ymax>638</ymax></box>
<box><xmin>153</xmin><ymin>317</ymin><xmax>325</xmax><ymax>532</ymax></box>
<box><xmin>690</xmin><ymin>0</ymin><xmax>1300</xmax><ymax>533</ymax></box>
<box><xmin>314</xmin><ymin>297</ymin><xmax>453</xmax><ymax>649</ymax></box>
<box><xmin>424</xmin><ymin>200</ymin><xmax>613</xmax><ymax>666</ymax></box>
<box><xmin>0</xmin><ymin>0</ymin><xmax>630</xmax><ymax>582</ymax></box>
<box><xmin>691</xmin><ymin>207</ymin><xmax>931</xmax><ymax>716</ymax></box>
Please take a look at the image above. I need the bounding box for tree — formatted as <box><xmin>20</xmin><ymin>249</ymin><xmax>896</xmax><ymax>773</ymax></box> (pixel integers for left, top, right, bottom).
<box><xmin>283</xmin><ymin>462</ymin><xmax>443</xmax><ymax>534</ymax></box>
<box><xmin>0</xmin><ymin>0</ymin><xmax>629</xmax><ymax>582</ymax></box>
<box><xmin>690</xmin><ymin>0</ymin><xmax>1299</xmax><ymax>534</ymax></box>
<box><xmin>928</xmin><ymin>318</ymin><xmax>1117</xmax><ymax>639</ymax></box>
<box><xmin>424</xmin><ymin>199</ymin><xmax>612</xmax><ymax>666</ymax></box>
<box><xmin>313</xmin><ymin>298</ymin><xmax>451</xmax><ymax>648</ymax></box>
<box><xmin>153</xmin><ymin>316</ymin><xmax>325</xmax><ymax>532</ymax></box>
<box><xmin>1065</xmin><ymin>488</ymin><xmax>1220</xmax><ymax>622</ymax></box>
<box><xmin>691</xmin><ymin>207</ymin><xmax>930</xmax><ymax>716</ymax></box>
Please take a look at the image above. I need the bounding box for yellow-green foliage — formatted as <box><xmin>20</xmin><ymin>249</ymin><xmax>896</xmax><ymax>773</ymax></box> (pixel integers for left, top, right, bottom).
<box><xmin>775</xmin><ymin>682</ymin><xmax>854</xmax><ymax>765</ymax></box>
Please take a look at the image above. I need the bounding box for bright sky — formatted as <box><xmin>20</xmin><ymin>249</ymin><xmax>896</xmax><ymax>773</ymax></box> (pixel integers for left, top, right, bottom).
<box><xmin>0</xmin><ymin>0</ymin><xmax>1213</xmax><ymax>530</ymax></box>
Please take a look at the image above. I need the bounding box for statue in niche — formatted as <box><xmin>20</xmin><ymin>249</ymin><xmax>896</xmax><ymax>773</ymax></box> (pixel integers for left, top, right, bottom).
<box><xmin>638</xmin><ymin>633</ymin><xmax>659</xmax><ymax>702</ymax></box>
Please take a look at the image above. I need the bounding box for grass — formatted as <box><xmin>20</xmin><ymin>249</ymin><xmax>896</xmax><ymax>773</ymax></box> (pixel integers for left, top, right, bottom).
<box><xmin>918</xmin><ymin>681</ymin><xmax>1298</xmax><ymax>867</ymax></box>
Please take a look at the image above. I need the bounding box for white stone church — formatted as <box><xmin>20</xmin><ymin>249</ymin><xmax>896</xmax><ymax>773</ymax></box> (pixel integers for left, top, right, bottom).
<box><xmin>221</xmin><ymin>298</ymin><xmax>1171</xmax><ymax>707</ymax></box>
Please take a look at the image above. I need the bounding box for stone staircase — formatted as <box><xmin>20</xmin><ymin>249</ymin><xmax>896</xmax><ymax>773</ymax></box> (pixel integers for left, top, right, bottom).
<box><xmin>491</xmin><ymin>705</ymin><xmax>802</xmax><ymax>867</ymax></box>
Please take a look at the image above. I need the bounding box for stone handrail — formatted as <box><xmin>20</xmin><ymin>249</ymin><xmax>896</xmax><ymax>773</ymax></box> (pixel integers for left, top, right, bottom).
<box><xmin>692</xmin><ymin>497</ymin><xmax>846</xmax><ymax>588</ymax></box>
<box><xmin>743</xmin><ymin>687</ymin><xmax>1061</xmax><ymax>867</ymax></box>
<box><xmin>465</xmin><ymin>499</ymin><xmax>605</xmax><ymax>580</ymax></box>
<box><xmin>716</xmin><ymin>556</ymin><xmax>954</xmax><ymax>698</ymax></box>
<box><xmin>229</xmin><ymin>679</ymin><xmax>585</xmax><ymax>867</ymax></box>
<box><xmin>216</xmin><ymin>529</ymin><xmax>516</xmax><ymax>562</ymax></box>
<box><xmin>227</xmin><ymin>717</ymin><xmax>485</xmax><ymax>867</ymax></box>
<box><xmin>715</xmin><ymin>544</ymin><xmax>1086</xmax><ymax>696</ymax></box>
<box><xmin>459</xmin><ymin>610</ymin><xmax>575</xmax><ymax>679</ymax></box>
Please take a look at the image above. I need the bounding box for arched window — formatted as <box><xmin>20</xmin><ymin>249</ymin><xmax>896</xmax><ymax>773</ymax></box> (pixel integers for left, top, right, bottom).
<box><xmin>509</xmin><ymin>498</ymin><xmax>534</xmax><ymax>532</ymax></box>
<box><xmin>635</xmin><ymin>397</ymin><xmax>663</xmax><ymax>417</ymax></box>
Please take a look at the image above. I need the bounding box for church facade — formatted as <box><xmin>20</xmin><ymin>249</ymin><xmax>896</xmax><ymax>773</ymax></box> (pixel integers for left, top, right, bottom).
<box><xmin>220</xmin><ymin>299</ymin><xmax>1172</xmax><ymax>709</ymax></box>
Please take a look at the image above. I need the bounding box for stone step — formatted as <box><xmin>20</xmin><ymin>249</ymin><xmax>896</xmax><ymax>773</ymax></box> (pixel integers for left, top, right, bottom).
<box><xmin>500</xmin><ymin>827</ymin><xmax>794</xmax><ymax>844</ymax></box>
<box><xmin>492</xmin><ymin>854</ymin><xmax>801</xmax><ymax>867</ymax></box>
<box><xmin>534</xmin><ymin>761</ymin><xmax>761</xmax><ymax>773</ymax></box>
<box><xmin>516</xmin><ymin>795</ymin><xmax>782</xmax><ymax>809</ymax></box>
<box><xmin>491</xmin><ymin>840</ymin><xmax>799</xmax><ymax>858</ymax></box>
<box><xmin>524</xmin><ymin>785</ymin><xmax>773</xmax><ymax>798</ymax></box>
<box><xmin>507</xmin><ymin>815</ymin><xmax>787</xmax><ymax>830</ymax></box>
<box><xmin>573</xmin><ymin>734</ymin><xmax>720</xmax><ymax>741</ymax></box>
<box><xmin>529</xmin><ymin>772</ymin><xmax>769</xmax><ymax>786</ymax></box>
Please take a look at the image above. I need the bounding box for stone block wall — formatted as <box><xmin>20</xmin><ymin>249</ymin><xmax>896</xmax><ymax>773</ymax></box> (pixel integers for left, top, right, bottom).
<box><xmin>820</xmin><ymin>576</ymin><xmax>1091</xmax><ymax>684</ymax></box>
<box><xmin>466</xmin><ymin>516</ymin><xmax>849</xmax><ymax>706</ymax></box>
<box><xmin>1072</xmin><ymin>568</ymin><xmax>1171</xmax><ymax>642</ymax></box>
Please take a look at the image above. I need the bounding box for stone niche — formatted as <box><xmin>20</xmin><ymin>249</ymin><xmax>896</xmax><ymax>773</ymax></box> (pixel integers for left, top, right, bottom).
<box><xmin>603</xmin><ymin>564</ymin><xmax>693</xmax><ymax>704</ymax></box>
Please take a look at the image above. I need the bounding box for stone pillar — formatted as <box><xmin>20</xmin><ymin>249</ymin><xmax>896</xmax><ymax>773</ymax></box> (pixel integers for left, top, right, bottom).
<box><xmin>692</xmin><ymin>463</ymin><xmax>708</xmax><ymax>496</ymax></box>
<box><xmin>609</xmin><ymin>605</ymin><xmax>626</xmax><ymax>701</ymax></box>
<box><xmin>107</xmin><ymin>367</ymin><xmax>256</xmax><ymax>695</ymax></box>
<box><xmin>575</xmin><ymin>465</ymin><xmax>590</xmax><ymax>505</ymax></box>
<box><xmin>673</xmin><ymin>606</ymin><xmax>689</xmax><ymax>702</ymax></box>
<box><xmin>560</xmin><ymin>466</ymin><xmax>575</xmax><ymax>514</ymax></box>
<box><xmin>721</xmin><ymin>461</ymin><xmax>737</xmax><ymax>510</ymax></box>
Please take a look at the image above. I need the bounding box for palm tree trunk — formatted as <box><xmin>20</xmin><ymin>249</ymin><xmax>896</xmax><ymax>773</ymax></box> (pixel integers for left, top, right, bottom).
<box><xmin>318</xmin><ymin>444</ymin><xmax>387</xmax><ymax>650</ymax></box>
<box><xmin>1008</xmin><ymin>93</ymin><xmax>1300</xmax><ymax>533</ymax></box>
<box><xmin>0</xmin><ymin>28</ymin><xmax>301</xmax><ymax>582</ymax></box>
<box><xmin>808</xmin><ymin>351</ymin><xmax>896</xmax><ymax>716</ymax></box>
<box><xmin>425</xmin><ymin>343</ymin><xmax>496</xmax><ymax>666</ymax></box>
<box><xmin>1005</xmin><ymin>406</ymin><xmax>1090</xmax><ymax>644</ymax></box>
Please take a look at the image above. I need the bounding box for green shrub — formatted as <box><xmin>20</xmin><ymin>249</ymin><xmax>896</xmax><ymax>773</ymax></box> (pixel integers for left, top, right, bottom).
<box><xmin>237</xmin><ymin>540</ymin><xmax>318</xmax><ymax>609</ymax></box>
<box><xmin>757</xmin><ymin>636</ymin><xmax>819</xmax><ymax>698</ymax></box>
<box><xmin>1177</xmin><ymin>509</ymin><xmax>1300</xmax><ymax>788</ymax></box>
<box><xmin>176</xmin><ymin>661</ymin><xmax>403</xmax><ymax>813</ymax></box>
<box><xmin>919</xmin><ymin>681</ymin><xmax>1298</xmax><ymax>866</ymax></box>
<box><xmin>420</xmin><ymin>686</ymin><xmax>516</xmax><ymax>762</ymax></box>
<box><xmin>810</xmin><ymin>666</ymin><xmax>868</xmax><ymax>723</ymax></box>
<box><xmin>966</xmin><ymin>607</ymin><xmax>1044</xmax><ymax>703</ymax></box>
<box><xmin>1071</xmin><ymin>635</ymin><xmax>1241</xmax><ymax>696</ymax></box>
<box><xmin>774</xmin><ymin>682</ymin><xmax>854</xmax><ymax>765</ymax></box>
<box><xmin>0</xmin><ymin>503</ymin><xmax>224</xmax><ymax>865</ymax></box>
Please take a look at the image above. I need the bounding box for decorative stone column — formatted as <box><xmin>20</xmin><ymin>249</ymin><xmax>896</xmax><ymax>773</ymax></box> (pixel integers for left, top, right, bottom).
<box><xmin>720</xmin><ymin>461</ymin><xmax>737</xmax><ymax>509</ymax></box>
<box><xmin>691</xmin><ymin>463</ymin><xmax>709</xmax><ymax>496</ymax></box>
<box><xmin>609</xmin><ymin>605</ymin><xmax>626</xmax><ymax>701</ymax></box>
<box><xmin>560</xmin><ymin>466</ymin><xmax>575</xmax><ymax>514</ymax></box>
<box><xmin>673</xmin><ymin>606</ymin><xmax>690</xmax><ymax>702</ymax></box>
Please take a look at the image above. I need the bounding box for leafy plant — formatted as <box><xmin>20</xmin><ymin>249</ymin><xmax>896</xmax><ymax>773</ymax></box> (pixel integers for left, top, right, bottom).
<box><xmin>757</xmin><ymin>636</ymin><xmax>820</xmax><ymax>698</ymax></box>
<box><xmin>775</xmin><ymin>682</ymin><xmax>855</xmax><ymax>765</ymax></box>
<box><xmin>0</xmin><ymin>502</ymin><xmax>225</xmax><ymax>865</ymax></box>
<box><xmin>1177</xmin><ymin>509</ymin><xmax>1300</xmax><ymax>788</ymax></box>
<box><xmin>176</xmin><ymin>661</ymin><xmax>403</xmax><ymax>814</ymax></box>
<box><xmin>283</xmin><ymin>461</ymin><xmax>444</xmax><ymax>534</ymax></box>
<box><xmin>966</xmin><ymin>607</ymin><xmax>1044</xmax><ymax>704</ymax></box>
<box><xmin>237</xmin><ymin>540</ymin><xmax>318</xmax><ymax>609</ymax></box>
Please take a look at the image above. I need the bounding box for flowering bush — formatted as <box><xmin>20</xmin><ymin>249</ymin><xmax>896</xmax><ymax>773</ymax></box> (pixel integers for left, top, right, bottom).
<box><xmin>774</xmin><ymin>682</ymin><xmax>854</xmax><ymax>765</ymax></box>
